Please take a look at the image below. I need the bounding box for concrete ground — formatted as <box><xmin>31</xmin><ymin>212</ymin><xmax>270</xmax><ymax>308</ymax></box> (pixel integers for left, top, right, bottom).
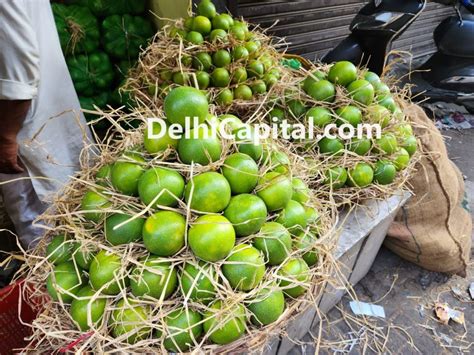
<box><xmin>292</xmin><ymin>129</ymin><xmax>474</xmax><ymax>354</ymax></box>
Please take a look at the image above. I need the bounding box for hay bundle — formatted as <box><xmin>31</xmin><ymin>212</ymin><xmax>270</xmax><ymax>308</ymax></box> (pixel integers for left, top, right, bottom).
<box><xmin>16</xmin><ymin>106</ymin><xmax>339</xmax><ymax>353</ymax></box>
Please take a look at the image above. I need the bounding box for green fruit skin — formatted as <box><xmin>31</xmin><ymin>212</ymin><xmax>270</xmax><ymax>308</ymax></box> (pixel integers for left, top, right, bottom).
<box><xmin>393</xmin><ymin>148</ymin><xmax>410</xmax><ymax>171</ymax></box>
<box><xmin>307</xmin><ymin>80</ymin><xmax>335</xmax><ymax>103</ymax></box>
<box><xmin>374</xmin><ymin>161</ymin><xmax>397</xmax><ymax>185</ymax></box>
<box><xmin>144</xmin><ymin>122</ymin><xmax>179</xmax><ymax>154</ymax></box>
<box><xmin>105</xmin><ymin>213</ymin><xmax>144</xmax><ymax>246</ymax></box>
<box><xmin>203</xmin><ymin>301</ymin><xmax>246</xmax><ymax>345</ymax></box>
<box><xmin>328</xmin><ymin>61</ymin><xmax>358</xmax><ymax>86</ymax></box>
<box><xmin>306</xmin><ymin>107</ymin><xmax>333</xmax><ymax>128</ymax></box>
<box><xmin>256</xmin><ymin>172</ymin><xmax>293</xmax><ymax>212</ymax></box>
<box><xmin>138</xmin><ymin>167</ymin><xmax>185</xmax><ymax>207</ymax></box>
<box><xmin>347</xmin><ymin>80</ymin><xmax>375</xmax><ymax>106</ymax></box>
<box><xmin>211</xmin><ymin>68</ymin><xmax>231</xmax><ymax>87</ymax></box>
<box><xmin>294</xmin><ymin>232</ymin><xmax>319</xmax><ymax>266</ymax></box>
<box><xmin>402</xmin><ymin>135</ymin><xmax>417</xmax><ymax>156</ymax></box>
<box><xmin>46</xmin><ymin>235</ymin><xmax>72</xmax><ymax>265</ymax></box>
<box><xmin>347</xmin><ymin>163</ymin><xmax>374</xmax><ymax>188</ymax></box>
<box><xmin>318</xmin><ymin>137</ymin><xmax>344</xmax><ymax>156</ymax></box>
<box><xmin>221</xmin><ymin>153</ymin><xmax>259</xmax><ymax>194</ymax></box>
<box><xmin>164</xmin><ymin>87</ymin><xmax>209</xmax><ymax>127</ymax></box>
<box><xmin>111</xmin><ymin>299</ymin><xmax>151</xmax><ymax>344</ymax></box>
<box><xmin>196</xmin><ymin>71</ymin><xmax>210</xmax><ymax>89</ymax></box>
<box><xmin>130</xmin><ymin>257</ymin><xmax>177</xmax><ymax>300</ymax></box>
<box><xmin>216</xmin><ymin>89</ymin><xmax>234</xmax><ymax>105</ymax></box>
<box><xmin>143</xmin><ymin>211</ymin><xmax>186</xmax><ymax>256</ymax></box>
<box><xmin>178</xmin><ymin>127</ymin><xmax>222</xmax><ymax>165</ymax></box>
<box><xmin>192</xmin><ymin>52</ymin><xmax>213</xmax><ymax>71</ymax></box>
<box><xmin>253</xmin><ymin>222</ymin><xmax>292</xmax><ymax>266</ymax></box>
<box><xmin>70</xmin><ymin>285</ymin><xmax>107</xmax><ymax>331</ymax></box>
<box><xmin>276</xmin><ymin>200</ymin><xmax>308</xmax><ymax>233</ymax></box>
<box><xmin>89</xmin><ymin>250</ymin><xmax>128</xmax><ymax>295</ymax></box>
<box><xmin>46</xmin><ymin>262</ymin><xmax>85</xmax><ymax>303</ymax></box>
<box><xmin>81</xmin><ymin>190</ymin><xmax>111</xmax><ymax>223</ymax></box>
<box><xmin>234</xmin><ymin>85</ymin><xmax>253</xmax><ymax>100</ymax></box>
<box><xmin>212</xmin><ymin>49</ymin><xmax>231</xmax><ymax>68</ymax></box>
<box><xmin>210</xmin><ymin>29</ymin><xmax>228</xmax><ymax>42</ymax></box>
<box><xmin>184</xmin><ymin>172</ymin><xmax>231</xmax><ymax>213</ymax></box>
<box><xmin>180</xmin><ymin>262</ymin><xmax>217</xmax><ymax>304</ymax></box>
<box><xmin>186</xmin><ymin>31</ymin><xmax>204</xmax><ymax>44</ymax></box>
<box><xmin>163</xmin><ymin>309</ymin><xmax>203</xmax><ymax>352</ymax></box>
<box><xmin>248</xmin><ymin>289</ymin><xmax>285</xmax><ymax>326</ymax></box>
<box><xmin>73</xmin><ymin>247</ymin><xmax>96</xmax><ymax>270</ymax></box>
<box><xmin>188</xmin><ymin>215</ymin><xmax>236</xmax><ymax>262</ymax></box>
<box><xmin>197</xmin><ymin>0</ymin><xmax>216</xmax><ymax>18</ymax></box>
<box><xmin>336</xmin><ymin>105</ymin><xmax>362</xmax><ymax>126</ymax></box>
<box><xmin>278</xmin><ymin>258</ymin><xmax>310</xmax><ymax>298</ymax></box>
<box><xmin>292</xmin><ymin>178</ymin><xmax>310</xmax><ymax>204</ymax></box>
<box><xmin>348</xmin><ymin>137</ymin><xmax>372</xmax><ymax>155</ymax></box>
<box><xmin>111</xmin><ymin>160</ymin><xmax>145</xmax><ymax>196</ymax></box>
<box><xmin>222</xmin><ymin>244</ymin><xmax>265</xmax><ymax>291</ymax></box>
<box><xmin>375</xmin><ymin>133</ymin><xmax>398</xmax><ymax>155</ymax></box>
<box><xmin>324</xmin><ymin>167</ymin><xmax>348</xmax><ymax>189</ymax></box>
<box><xmin>224</xmin><ymin>194</ymin><xmax>267</xmax><ymax>237</ymax></box>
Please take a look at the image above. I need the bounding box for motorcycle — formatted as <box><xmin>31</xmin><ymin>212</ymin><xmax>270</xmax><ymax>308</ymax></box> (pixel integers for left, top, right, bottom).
<box><xmin>322</xmin><ymin>0</ymin><xmax>474</xmax><ymax>108</ymax></box>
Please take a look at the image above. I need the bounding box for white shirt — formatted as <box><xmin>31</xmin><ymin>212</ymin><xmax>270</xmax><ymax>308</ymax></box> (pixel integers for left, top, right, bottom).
<box><xmin>0</xmin><ymin>0</ymin><xmax>91</xmax><ymax>201</ymax></box>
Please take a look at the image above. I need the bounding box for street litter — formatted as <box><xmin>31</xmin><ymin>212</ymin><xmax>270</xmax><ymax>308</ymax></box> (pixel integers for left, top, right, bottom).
<box><xmin>434</xmin><ymin>303</ymin><xmax>465</xmax><ymax>325</ymax></box>
<box><xmin>349</xmin><ymin>301</ymin><xmax>386</xmax><ymax>318</ymax></box>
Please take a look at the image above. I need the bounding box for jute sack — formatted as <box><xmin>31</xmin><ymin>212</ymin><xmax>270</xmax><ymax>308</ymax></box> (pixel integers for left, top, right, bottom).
<box><xmin>385</xmin><ymin>104</ymin><xmax>472</xmax><ymax>276</ymax></box>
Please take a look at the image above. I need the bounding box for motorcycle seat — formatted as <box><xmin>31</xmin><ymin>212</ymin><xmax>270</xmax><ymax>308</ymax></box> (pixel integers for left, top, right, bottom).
<box><xmin>434</xmin><ymin>15</ymin><xmax>474</xmax><ymax>58</ymax></box>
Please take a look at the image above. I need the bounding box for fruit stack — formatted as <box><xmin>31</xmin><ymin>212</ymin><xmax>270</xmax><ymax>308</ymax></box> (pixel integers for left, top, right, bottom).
<box><xmin>127</xmin><ymin>0</ymin><xmax>289</xmax><ymax>114</ymax></box>
<box><xmin>273</xmin><ymin>61</ymin><xmax>419</xmax><ymax>197</ymax></box>
<box><xmin>52</xmin><ymin>0</ymin><xmax>154</xmax><ymax>127</ymax></box>
<box><xmin>23</xmin><ymin>86</ymin><xmax>333</xmax><ymax>352</ymax></box>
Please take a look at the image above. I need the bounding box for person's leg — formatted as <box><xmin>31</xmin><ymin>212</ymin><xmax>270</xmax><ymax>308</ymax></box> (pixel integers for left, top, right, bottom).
<box><xmin>0</xmin><ymin>171</ymin><xmax>48</xmax><ymax>249</ymax></box>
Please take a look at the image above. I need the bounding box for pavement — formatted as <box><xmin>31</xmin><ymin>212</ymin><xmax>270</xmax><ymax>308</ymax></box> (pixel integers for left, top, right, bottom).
<box><xmin>292</xmin><ymin>129</ymin><xmax>474</xmax><ymax>354</ymax></box>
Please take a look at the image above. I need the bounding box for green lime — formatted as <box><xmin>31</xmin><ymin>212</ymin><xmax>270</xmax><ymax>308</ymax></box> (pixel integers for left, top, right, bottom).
<box><xmin>318</xmin><ymin>137</ymin><xmax>344</xmax><ymax>156</ymax></box>
<box><xmin>184</xmin><ymin>17</ymin><xmax>194</xmax><ymax>30</ymax></box>
<box><xmin>232</xmin><ymin>67</ymin><xmax>248</xmax><ymax>84</ymax></box>
<box><xmin>197</xmin><ymin>0</ymin><xmax>216</xmax><ymax>18</ymax></box>
<box><xmin>196</xmin><ymin>71</ymin><xmax>210</xmax><ymax>89</ymax></box>
<box><xmin>291</xmin><ymin>178</ymin><xmax>310</xmax><ymax>204</ymax></box>
<box><xmin>234</xmin><ymin>84</ymin><xmax>253</xmax><ymax>100</ymax></box>
<box><xmin>375</xmin><ymin>83</ymin><xmax>391</xmax><ymax>98</ymax></box>
<box><xmin>230</xmin><ymin>25</ymin><xmax>246</xmax><ymax>40</ymax></box>
<box><xmin>163</xmin><ymin>308</ymin><xmax>203</xmax><ymax>352</ymax></box>
<box><xmin>364</xmin><ymin>71</ymin><xmax>381</xmax><ymax>87</ymax></box>
<box><xmin>186</xmin><ymin>31</ymin><xmax>204</xmax><ymax>45</ymax></box>
<box><xmin>46</xmin><ymin>234</ymin><xmax>72</xmax><ymax>265</ymax></box>
<box><xmin>367</xmin><ymin>104</ymin><xmax>391</xmax><ymax>128</ymax></box>
<box><xmin>247</xmin><ymin>60</ymin><xmax>265</xmax><ymax>78</ymax></box>
<box><xmin>287</xmin><ymin>99</ymin><xmax>307</xmax><ymax>118</ymax></box>
<box><xmin>336</xmin><ymin>105</ymin><xmax>362</xmax><ymax>126</ymax></box>
<box><xmin>81</xmin><ymin>189</ymin><xmax>111</xmax><ymax>222</ymax></box>
<box><xmin>218</xmin><ymin>114</ymin><xmax>244</xmax><ymax>132</ymax></box>
<box><xmin>268</xmin><ymin>107</ymin><xmax>286</xmax><ymax>123</ymax></box>
<box><xmin>220</xmin><ymin>14</ymin><xmax>234</xmax><ymax>27</ymax></box>
<box><xmin>248</xmin><ymin>288</ymin><xmax>285</xmax><ymax>326</ymax></box>
<box><xmin>213</xmin><ymin>49</ymin><xmax>231</xmax><ymax>67</ymax></box>
<box><xmin>374</xmin><ymin>160</ymin><xmax>397</xmax><ymax>185</ymax></box>
<box><xmin>111</xmin><ymin>153</ymin><xmax>146</xmax><ymax>196</ymax></box>
<box><xmin>143</xmin><ymin>211</ymin><xmax>186</xmax><ymax>256</ymax></box>
<box><xmin>306</xmin><ymin>107</ymin><xmax>332</xmax><ymax>128</ymax></box>
<box><xmin>397</xmin><ymin>123</ymin><xmax>413</xmax><ymax>138</ymax></box>
<box><xmin>188</xmin><ymin>215</ymin><xmax>236</xmax><ymax>262</ymax></box>
<box><xmin>173</xmin><ymin>71</ymin><xmax>190</xmax><ymax>86</ymax></box>
<box><xmin>212</xmin><ymin>14</ymin><xmax>231</xmax><ymax>30</ymax></box>
<box><xmin>180</xmin><ymin>262</ymin><xmax>217</xmax><ymax>304</ymax></box>
<box><xmin>302</xmin><ymin>70</ymin><xmax>325</xmax><ymax>92</ymax></box>
<box><xmin>192</xmin><ymin>15</ymin><xmax>212</xmax><ymax>35</ymax></box>
<box><xmin>224</xmin><ymin>194</ymin><xmax>267</xmax><ymax>237</ymax></box>
<box><xmin>138</xmin><ymin>167</ymin><xmax>184</xmax><ymax>208</ymax></box>
<box><xmin>222</xmin><ymin>153</ymin><xmax>259</xmax><ymax>194</ymax></box>
<box><xmin>304</xmin><ymin>206</ymin><xmax>320</xmax><ymax>226</ymax></box>
<box><xmin>245</xmin><ymin>41</ymin><xmax>260</xmax><ymax>57</ymax></box>
<box><xmin>216</xmin><ymin>89</ymin><xmax>234</xmax><ymax>105</ymax></box>
<box><xmin>96</xmin><ymin>164</ymin><xmax>111</xmax><ymax>187</ymax></box>
<box><xmin>184</xmin><ymin>172</ymin><xmax>231</xmax><ymax>213</ymax></box>
<box><xmin>347</xmin><ymin>137</ymin><xmax>372</xmax><ymax>155</ymax></box>
<box><xmin>164</xmin><ymin>86</ymin><xmax>209</xmax><ymax>127</ymax></box>
<box><xmin>328</xmin><ymin>61</ymin><xmax>358</xmax><ymax>86</ymax></box>
<box><xmin>307</xmin><ymin>80</ymin><xmax>335</xmax><ymax>103</ymax></box>
<box><xmin>178</xmin><ymin>126</ymin><xmax>222</xmax><ymax>165</ymax></box>
<box><xmin>347</xmin><ymin>163</ymin><xmax>374</xmax><ymax>187</ymax></box>
<box><xmin>70</xmin><ymin>285</ymin><xmax>107</xmax><ymax>331</ymax></box>
<box><xmin>401</xmin><ymin>135</ymin><xmax>417</xmax><ymax>156</ymax></box>
<box><xmin>231</xmin><ymin>46</ymin><xmax>249</xmax><ymax>61</ymax></box>
<box><xmin>276</xmin><ymin>200</ymin><xmax>307</xmax><ymax>233</ymax></box>
<box><xmin>379</xmin><ymin>96</ymin><xmax>397</xmax><ymax>113</ymax></box>
<box><xmin>266</xmin><ymin>150</ymin><xmax>290</xmax><ymax>175</ymax></box>
<box><xmin>375</xmin><ymin>133</ymin><xmax>398</xmax><ymax>154</ymax></box>
<box><xmin>253</xmin><ymin>222</ymin><xmax>292</xmax><ymax>265</ymax></box>
<box><xmin>203</xmin><ymin>301</ymin><xmax>246</xmax><ymax>345</ymax></box>
<box><xmin>111</xmin><ymin>299</ymin><xmax>151</xmax><ymax>344</ymax></box>
<box><xmin>294</xmin><ymin>232</ymin><xmax>319</xmax><ymax>266</ymax></box>
<box><xmin>251</xmin><ymin>80</ymin><xmax>267</xmax><ymax>95</ymax></box>
<box><xmin>193</xmin><ymin>52</ymin><xmax>213</xmax><ymax>71</ymax></box>
<box><xmin>89</xmin><ymin>250</ymin><xmax>128</xmax><ymax>295</ymax></box>
<box><xmin>181</xmin><ymin>54</ymin><xmax>193</xmax><ymax>67</ymax></box>
<box><xmin>130</xmin><ymin>256</ymin><xmax>177</xmax><ymax>299</ymax></box>
<box><xmin>223</xmin><ymin>244</ymin><xmax>265</xmax><ymax>291</ymax></box>
<box><xmin>46</xmin><ymin>262</ymin><xmax>84</xmax><ymax>303</ymax></box>
<box><xmin>236</xmin><ymin>126</ymin><xmax>264</xmax><ymax>161</ymax></box>
<box><xmin>72</xmin><ymin>245</ymin><xmax>96</xmax><ymax>270</ymax></box>
<box><xmin>209</xmin><ymin>29</ymin><xmax>228</xmax><ymax>42</ymax></box>
<box><xmin>277</xmin><ymin>258</ymin><xmax>310</xmax><ymax>298</ymax></box>
<box><xmin>392</xmin><ymin>148</ymin><xmax>410</xmax><ymax>171</ymax></box>
<box><xmin>256</xmin><ymin>172</ymin><xmax>293</xmax><ymax>212</ymax></box>
<box><xmin>105</xmin><ymin>213</ymin><xmax>144</xmax><ymax>246</ymax></box>
<box><xmin>144</xmin><ymin>121</ymin><xmax>179</xmax><ymax>154</ymax></box>
<box><xmin>347</xmin><ymin>79</ymin><xmax>375</xmax><ymax>106</ymax></box>
<box><xmin>211</xmin><ymin>67</ymin><xmax>231</xmax><ymax>87</ymax></box>
<box><xmin>263</xmin><ymin>73</ymin><xmax>278</xmax><ymax>88</ymax></box>
<box><xmin>324</xmin><ymin>167</ymin><xmax>348</xmax><ymax>189</ymax></box>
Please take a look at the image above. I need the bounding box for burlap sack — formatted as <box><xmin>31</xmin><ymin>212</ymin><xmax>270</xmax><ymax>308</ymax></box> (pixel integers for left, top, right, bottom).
<box><xmin>385</xmin><ymin>104</ymin><xmax>472</xmax><ymax>276</ymax></box>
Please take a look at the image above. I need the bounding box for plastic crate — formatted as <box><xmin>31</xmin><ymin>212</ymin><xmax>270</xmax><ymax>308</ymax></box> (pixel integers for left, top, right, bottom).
<box><xmin>0</xmin><ymin>280</ymin><xmax>40</xmax><ymax>353</ymax></box>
